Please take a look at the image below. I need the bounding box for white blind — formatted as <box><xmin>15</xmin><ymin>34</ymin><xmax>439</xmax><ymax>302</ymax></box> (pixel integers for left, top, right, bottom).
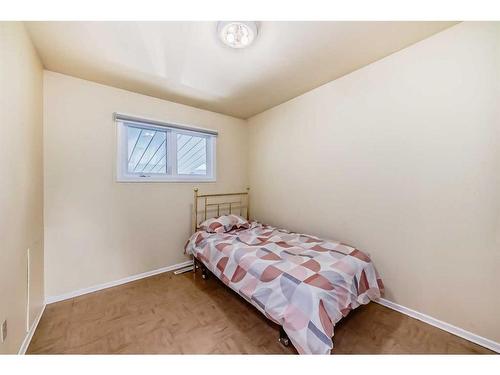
<box><xmin>114</xmin><ymin>113</ymin><xmax>218</xmax><ymax>136</ymax></box>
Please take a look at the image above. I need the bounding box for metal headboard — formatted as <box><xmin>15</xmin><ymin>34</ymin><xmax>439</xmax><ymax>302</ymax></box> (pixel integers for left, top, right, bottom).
<box><xmin>192</xmin><ymin>188</ymin><xmax>250</xmax><ymax>233</ymax></box>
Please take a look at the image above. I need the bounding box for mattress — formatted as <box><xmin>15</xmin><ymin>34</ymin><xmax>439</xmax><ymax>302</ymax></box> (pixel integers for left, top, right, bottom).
<box><xmin>185</xmin><ymin>221</ymin><xmax>384</xmax><ymax>354</ymax></box>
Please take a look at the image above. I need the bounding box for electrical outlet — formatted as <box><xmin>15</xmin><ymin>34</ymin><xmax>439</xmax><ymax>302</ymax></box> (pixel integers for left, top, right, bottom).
<box><xmin>1</xmin><ymin>320</ymin><xmax>7</xmax><ymax>343</ymax></box>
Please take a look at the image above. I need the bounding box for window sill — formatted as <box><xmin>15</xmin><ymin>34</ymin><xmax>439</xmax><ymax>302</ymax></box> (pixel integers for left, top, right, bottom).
<box><xmin>116</xmin><ymin>176</ymin><xmax>216</xmax><ymax>183</ymax></box>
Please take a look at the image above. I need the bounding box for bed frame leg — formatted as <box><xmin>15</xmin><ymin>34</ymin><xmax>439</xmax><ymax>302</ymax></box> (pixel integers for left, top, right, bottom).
<box><xmin>193</xmin><ymin>258</ymin><xmax>199</xmax><ymax>273</ymax></box>
<box><xmin>201</xmin><ymin>264</ymin><xmax>208</xmax><ymax>280</ymax></box>
<box><xmin>279</xmin><ymin>326</ymin><xmax>290</xmax><ymax>347</ymax></box>
<box><xmin>193</xmin><ymin>258</ymin><xmax>208</xmax><ymax>279</ymax></box>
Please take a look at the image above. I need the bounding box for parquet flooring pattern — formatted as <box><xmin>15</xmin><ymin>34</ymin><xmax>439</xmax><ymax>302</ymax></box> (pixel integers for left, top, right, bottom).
<box><xmin>27</xmin><ymin>270</ymin><xmax>494</xmax><ymax>354</ymax></box>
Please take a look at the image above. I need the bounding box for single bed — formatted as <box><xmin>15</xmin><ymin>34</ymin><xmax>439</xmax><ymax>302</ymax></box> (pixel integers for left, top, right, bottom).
<box><xmin>184</xmin><ymin>188</ymin><xmax>384</xmax><ymax>354</ymax></box>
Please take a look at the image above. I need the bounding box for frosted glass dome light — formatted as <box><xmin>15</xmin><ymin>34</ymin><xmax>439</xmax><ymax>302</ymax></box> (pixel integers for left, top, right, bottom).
<box><xmin>217</xmin><ymin>21</ymin><xmax>258</xmax><ymax>49</ymax></box>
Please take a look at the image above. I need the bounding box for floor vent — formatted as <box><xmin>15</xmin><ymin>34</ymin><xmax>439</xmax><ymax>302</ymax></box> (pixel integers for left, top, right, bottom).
<box><xmin>173</xmin><ymin>266</ymin><xmax>194</xmax><ymax>275</ymax></box>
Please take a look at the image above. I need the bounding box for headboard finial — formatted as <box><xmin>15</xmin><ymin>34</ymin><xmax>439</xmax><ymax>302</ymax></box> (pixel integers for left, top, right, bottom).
<box><xmin>194</xmin><ymin>187</ymin><xmax>199</xmax><ymax>192</ymax></box>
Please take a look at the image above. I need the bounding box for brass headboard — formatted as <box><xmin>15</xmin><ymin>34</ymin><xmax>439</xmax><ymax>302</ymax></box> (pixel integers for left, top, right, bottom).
<box><xmin>192</xmin><ymin>188</ymin><xmax>250</xmax><ymax>233</ymax></box>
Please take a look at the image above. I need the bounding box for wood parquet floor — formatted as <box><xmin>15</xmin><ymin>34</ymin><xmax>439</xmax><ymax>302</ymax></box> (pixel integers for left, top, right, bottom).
<box><xmin>27</xmin><ymin>270</ymin><xmax>495</xmax><ymax>354</ymax></box>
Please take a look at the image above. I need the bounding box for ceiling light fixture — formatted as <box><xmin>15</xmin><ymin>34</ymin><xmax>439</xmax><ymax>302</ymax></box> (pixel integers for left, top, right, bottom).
<box><xmin>217</xmin><ymin>21</ymin><xmax>258</xmax><ymax>49</ymax></box>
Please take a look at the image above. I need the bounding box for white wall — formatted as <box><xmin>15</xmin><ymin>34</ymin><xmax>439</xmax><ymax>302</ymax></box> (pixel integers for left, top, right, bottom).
<box><xmin>0</xmin><ymin>22</ymin><xmax>44</xmax><ymax>354</ymax></box>
<box><xmin>43</xmin><ymin>72</ymin><xmax>248</xmax><ymax>298</ymax></box>
<box><xmin>248</xmin><ymin>22</ymin><xmax>500</xmax><ymax>342</ymax></box>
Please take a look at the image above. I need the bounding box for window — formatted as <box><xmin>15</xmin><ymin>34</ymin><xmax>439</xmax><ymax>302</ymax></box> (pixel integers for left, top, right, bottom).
<box><xmin>116</xmin><ymin>114</ymin><xmax>216</xmax><ymax>182</ymax></box>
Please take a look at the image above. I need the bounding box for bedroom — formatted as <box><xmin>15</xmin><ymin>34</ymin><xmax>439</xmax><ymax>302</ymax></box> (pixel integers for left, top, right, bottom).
<box><xmin>1</xmin><ymin>0</ymin><xmax>499</xmax><ymax>372</ymax></box>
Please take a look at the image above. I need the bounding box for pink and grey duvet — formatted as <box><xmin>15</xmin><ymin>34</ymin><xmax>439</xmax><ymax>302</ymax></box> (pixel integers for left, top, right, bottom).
<box><xmin>185</xmin><ymin>221</ymin><xmax>384</xmax><ymax>354</ymax></box>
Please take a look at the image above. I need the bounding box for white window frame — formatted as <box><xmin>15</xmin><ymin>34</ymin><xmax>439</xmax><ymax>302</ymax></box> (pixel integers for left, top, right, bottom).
<box><xmin>116</xmin><ymin>116</ymin><xmax>216</xmax><ymax>183</ymax></box>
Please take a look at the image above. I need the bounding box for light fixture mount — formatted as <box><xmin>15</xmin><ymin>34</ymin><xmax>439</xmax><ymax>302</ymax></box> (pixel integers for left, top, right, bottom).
<box><xmin>217</xmin><ymin>21</ymin><xmax>258</xmax><ymax>49</ymax></box>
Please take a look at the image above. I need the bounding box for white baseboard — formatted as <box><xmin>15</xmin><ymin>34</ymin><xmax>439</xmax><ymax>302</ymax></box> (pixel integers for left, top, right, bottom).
<box><xmin>18</xmin><ymin>304</ymin><xmax>46</xmax><ymax>355</ymax></box>
<box><xmin>45</xmin><ymin>260</ymin><xmax>193</xmax><ymax>305</ymax></box>
<box><xmin>375</xmin><ymin>297</ymin><xmax>500</xmax><ymax>353</ymax></box>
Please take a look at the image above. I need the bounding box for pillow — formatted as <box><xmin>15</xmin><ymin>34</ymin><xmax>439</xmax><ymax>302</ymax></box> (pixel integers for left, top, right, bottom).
<box><xmin>199</xmin><ymin>214</ymin><xmax>250</xmax><ymax>233</ymax></box>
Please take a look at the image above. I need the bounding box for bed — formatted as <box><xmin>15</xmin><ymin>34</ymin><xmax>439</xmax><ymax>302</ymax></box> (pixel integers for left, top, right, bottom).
<box><xmin>184</xmin><ymin>188</ymin><xmax>384</xmax><ymax>354</ymax></box>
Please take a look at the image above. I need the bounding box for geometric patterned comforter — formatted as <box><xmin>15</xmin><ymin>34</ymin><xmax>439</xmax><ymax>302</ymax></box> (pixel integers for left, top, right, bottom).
<box><xmin>185</xmin><ymin>221</ymin><xmax>384</xmax><ymax>354</ymax></box>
